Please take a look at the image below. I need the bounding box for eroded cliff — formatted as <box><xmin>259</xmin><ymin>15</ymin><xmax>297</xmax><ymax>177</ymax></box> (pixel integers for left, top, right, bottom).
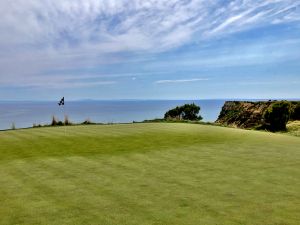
<box><xmin>216</xmin><ymin>101</ymin><xmax>300</xmax><ymax>129</ymax></box>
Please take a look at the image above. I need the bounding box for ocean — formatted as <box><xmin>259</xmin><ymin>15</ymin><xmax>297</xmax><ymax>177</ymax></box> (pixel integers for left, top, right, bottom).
<box><xmin>0</xmin><ymin>100</ymin><xmax>225</xmax><ymax>130</ymax></box>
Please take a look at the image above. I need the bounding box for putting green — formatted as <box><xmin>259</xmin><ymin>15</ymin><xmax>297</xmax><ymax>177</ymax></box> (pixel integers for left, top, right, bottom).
<box><xmin>0</xmin><ymin>123</ymin><xmax>299</xmax><ymax>225</ymax></box>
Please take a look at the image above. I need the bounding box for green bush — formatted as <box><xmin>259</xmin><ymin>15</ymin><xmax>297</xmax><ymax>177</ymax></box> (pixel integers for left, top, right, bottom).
<box><xmin>264</xmin><ymin>101</ymin><xmax>291</xmax><ymax>131</ymax></box>
<box><xmin>164</xmin><ymin>103</ymin><xmax>202</xmax><ymax>121</ymax></box>
<box><xmin>57</xmin><ymin>121</ymin><xmax>64</xmax><ymax>126</ymax></box>
<box><xmin>51</xmin><ymin>116</ymin><xmax>58</xmax><ymax>126</ymax></box>
<box><xmin>291</xmin><ymin>102</ymin><xmax>300</xmax><ymax>120</ymax></box>
<box><xmin>33</xmin><ymin>123</ymin><xmax>42</xmax><ymax>128</ymax></box>
<box><xmin>51</xmin><ymin>116</ymin><xmax>64</xmax><ymax>126</ymax></box>
<box><xmin>82</xmin><ymin>119</ymin><xmax>95</xmax><ymax>125</ymax></box>
<box><xmin>164</xmin><ymin>106</ymin><xmax>183</xmax><ymax>120</ymax></box>
<box><xmin>64</xmin><ymin>115</ymin><xmax>72</xmax><ymax>125</ymax></box>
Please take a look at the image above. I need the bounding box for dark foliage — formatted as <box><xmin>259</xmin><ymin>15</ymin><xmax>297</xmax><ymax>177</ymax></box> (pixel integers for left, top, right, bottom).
<box><xmin>57</xmin><ymin>121</ymin><xmax>64</xmax><ymax>126</ymax></box>
<box><xmin>64</xmin><ymin>115</ymin><xmax>72</xmax><ymax>125</ymax></box>
<box><xmin>51</xmin><ymin>116</ymin><xmax>64</xmax><ymax>126</ymax></box>
<box><xmin>51</xmin><ymin>116</ymin><xmax>58</xmax><ymax>126</ymax></box>
<box><xmin>164</xmin><ymin>103</ymin><xmax>202</xmax><ymax>121</ymax></box>
<box><xmin>164</xmin><ymin>106</ymin><xmax>182</xmax><ymax>120</ymax></box>
<box><xmin>82</xmin><ymin>119</ymin><xmax>95</xmax><ymax>125</ymax></box>
<box><xmin>33</xmin><ymin>123</ymin><xmax>42</xmax><ymax>128</ymax></box>
<box><xmin>264</xmin><ymin>101</ymin><xmax>291</xmax><ymax>131</ymax></box>
<box><xmin>290</xmin><ymin>102</ymin><xmax>300</xmax><ymax>120</ymax></box>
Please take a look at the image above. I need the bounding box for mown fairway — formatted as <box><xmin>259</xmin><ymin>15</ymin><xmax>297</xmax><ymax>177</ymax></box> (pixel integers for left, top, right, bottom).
<box><xmin>0</xmin><ymin>123</ymin><xmax>299</xmax><ymax>225</ymax></box>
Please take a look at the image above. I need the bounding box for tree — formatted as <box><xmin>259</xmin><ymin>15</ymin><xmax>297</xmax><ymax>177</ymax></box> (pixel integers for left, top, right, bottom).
<box><xmin>164</xmin><ymin>103</ymin><xmax>202</xmax><ymax>121</ymax></box>
<box><xmin>164</xmin><ymin>106</ymin><xmax>183</xmax><ymax>120</ymax></box>
<box><xmin>264</xmin><ymin>101</ymin><xmax>291</xmax><ymax>131</ymax></box>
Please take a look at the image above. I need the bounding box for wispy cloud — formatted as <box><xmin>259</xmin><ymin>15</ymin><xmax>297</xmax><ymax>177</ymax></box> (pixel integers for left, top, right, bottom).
<box><xmin>147</xmin><ymin>38</ymin><xmax>300</xmax><ymax>70</ymax></box>
<box><xmin>155</xmin><ymin>78</ymin><xmax>209</xmax><ymax>84</ymax></box>
<box><xmin>2</xmin><ymin>0</ymin><xmax>299</xmax><ymax>51</ymax></box>
<box><xmin>0</xmin><ymin>73</ymin><xmax>116</xmax><ymax>89</ymax></box>
<box><xmin>0</xmin><ymin>0</ymin><xmax>299</xmax><ymax>89</ymax></box>
<box><xmin>236</xmin><ymin>80</ymin><xmax>300</xmax><ymax>86</ymax></box>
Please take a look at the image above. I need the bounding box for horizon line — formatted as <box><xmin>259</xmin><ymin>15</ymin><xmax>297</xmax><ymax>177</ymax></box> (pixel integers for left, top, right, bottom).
<box><xmin>0</xmin><ymin>98</ymin><xmax>300</xmax><ymax>102</ymax></box>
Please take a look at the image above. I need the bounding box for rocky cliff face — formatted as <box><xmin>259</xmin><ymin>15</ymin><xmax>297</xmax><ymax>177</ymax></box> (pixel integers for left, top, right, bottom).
<box><xmin>216</xmin><ymin>101</ymin><xmax>299</xmax><ymax>129</ymax></box>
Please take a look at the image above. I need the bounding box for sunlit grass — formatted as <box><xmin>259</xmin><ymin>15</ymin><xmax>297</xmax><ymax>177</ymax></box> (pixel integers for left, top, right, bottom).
<box><xmin>287</xmin><ymin>120</ymin><xmax>300</xmax><ymax>137</ymax></box>
<box><xmin>0</xmin><ymin>123</ymin><xmax>299</xmax><ymax>225</ymax></box>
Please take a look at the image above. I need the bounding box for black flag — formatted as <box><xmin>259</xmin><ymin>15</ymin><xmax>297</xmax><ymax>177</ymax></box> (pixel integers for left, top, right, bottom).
<box><xmin>58</xmin><ymin>97</ymin><xmax>64</xmax><ymax>106</ymax></box>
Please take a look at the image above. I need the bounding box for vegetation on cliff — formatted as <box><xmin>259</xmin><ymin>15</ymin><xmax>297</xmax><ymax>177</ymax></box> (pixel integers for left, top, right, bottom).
<box><xmin>291</xmin><ymin>102</ymin><xmax>300</xmax><ymax>120</ymax></box>
<box><xmin>264</xmin><ymin>101</ymin><xmax>291</xmax><ymax>131</ymax></box>
<box><xmin>216</xmin><ymin>100</ymin><xmax>300</xmax><ymax>131</ymax></box>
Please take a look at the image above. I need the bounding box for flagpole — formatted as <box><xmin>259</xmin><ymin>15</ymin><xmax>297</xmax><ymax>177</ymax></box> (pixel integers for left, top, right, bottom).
<box><xmin>63</xmin><ymin>104</ymin><xmax>67</xmax><ymax>136</ymax></box>
<box><xmin>63</xmin><ymin>100</ymin><xmax>66</xmax><ymax>136</ymax></box>
<box><xmin>58</xmin><ymin>97</ymin><xmax>66</xmax><ymax>136</ymax></box>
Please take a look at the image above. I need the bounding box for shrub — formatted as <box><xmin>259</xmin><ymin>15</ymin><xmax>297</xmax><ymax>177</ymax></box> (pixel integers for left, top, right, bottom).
<box><xmin>164</xmin><ymin>103</ymin><xmax>202</xmax><ymax>121</ymax></box>
<box><xmin>291</xmin><ymin>102</ymin><xmax>300</xmax><ymax>120</ymax></box>
<box><xmin>64</xmin><ymin>115</ymin><xmax>72</xmax><ymax>126</ymax></box>
<box><xmin>57</xmin><ymin>121</ymin><xmax>64</xmax><ymax>126</ymax></box>
<box><xmin>264</xmin><ymin>101</ymin><xmax>291</xmax><ymax>131</ymax></box>
<box><xmin>51</xmin><ymin>116</ymin><xmax>64</xmax><ymax>126</ymax></box>
<box><xmin>51</xmin><ymin>116</ymin><xmax>58</xmax><ymax>126</ymax></box>
<box><xmin>33</xmin><ymin>123</ymin><xmax>42</xmax><ymax>128</ymax></box>
<box><xmin>82</xmin><ymin>119</ymin><xmax>95</xmax><ymax>125</ymax></box>
<box><xmin>164</xmin><ymin>106</ymin><xmax>183</xmax><ymax>120</ymax></box>
<box><xmin>181</xmin><ymin>103</ymin><xmax>203</xmax><ymax>121</ymax></box>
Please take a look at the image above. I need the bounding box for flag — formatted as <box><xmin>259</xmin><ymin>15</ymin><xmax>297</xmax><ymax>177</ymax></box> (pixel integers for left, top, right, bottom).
<box><xmin>58</xmin><ymin>97</ymin><xmax>64</xmax><ymax>106</ymax></box>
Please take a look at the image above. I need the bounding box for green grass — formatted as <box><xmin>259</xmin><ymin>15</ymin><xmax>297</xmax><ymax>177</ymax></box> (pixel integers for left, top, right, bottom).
<box><xmin>0</xmin><ymin>123</ymin><xmax>299</xmax><ymax>225</ymax></box>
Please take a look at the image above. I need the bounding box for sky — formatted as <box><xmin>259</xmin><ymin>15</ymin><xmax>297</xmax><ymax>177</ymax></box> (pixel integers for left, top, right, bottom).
<box><xmin>0</xmin><ymin>0</ymin><xmax>300</xmax><ymax>101</ymax></box>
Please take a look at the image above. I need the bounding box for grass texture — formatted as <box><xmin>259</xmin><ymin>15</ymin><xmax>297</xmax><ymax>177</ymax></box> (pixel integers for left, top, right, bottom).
<box><xmin>0</xmin><ymin>123</ymin><xmax>299</xmax><ymax>225</ymax></box>
<box><xmin>287</xmin><ymin>120</ymin><xmax>300</xmax><ymax>137</ymax></box>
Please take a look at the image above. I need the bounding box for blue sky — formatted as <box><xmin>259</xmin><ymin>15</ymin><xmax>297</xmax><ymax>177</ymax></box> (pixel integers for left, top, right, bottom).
<box><xmin>0</xmin><ymin>0</ymin><xmax>299</xmax><ymax>100</ymax></box>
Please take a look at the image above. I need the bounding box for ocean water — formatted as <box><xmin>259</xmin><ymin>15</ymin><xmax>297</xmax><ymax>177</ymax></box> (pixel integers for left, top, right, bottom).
<box><xmin>0</xmin><ymin>100</ymin><xmax>225</xmax><ymax>130</ymax></box>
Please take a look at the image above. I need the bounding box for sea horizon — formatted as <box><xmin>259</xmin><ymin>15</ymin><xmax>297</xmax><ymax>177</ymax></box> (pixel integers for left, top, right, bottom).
<box><xmin>1</xmin><ymin>98</ymin><xmax>300</xmax><ymax>102</ymax></box>
<box><xmin>1</xmin><ymin>99</ymin><xmax>299</xmax><ymax>131</ymax></box>
<box><xmin>1</xmin><ymin>99</ymin><xmax>225</xmax><ymax>131</ymax></box>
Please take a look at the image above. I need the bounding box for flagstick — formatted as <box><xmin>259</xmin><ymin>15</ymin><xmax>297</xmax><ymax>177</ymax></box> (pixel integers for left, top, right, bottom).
<box><xmin>63</xmin><ymin>104</ymin><xmax>67</xmax><ymax>136</ymax></box>
<box><xmin>58</xmin><ymin>97</ymin><xmax>66</xmax><ymax>136</ymax></box>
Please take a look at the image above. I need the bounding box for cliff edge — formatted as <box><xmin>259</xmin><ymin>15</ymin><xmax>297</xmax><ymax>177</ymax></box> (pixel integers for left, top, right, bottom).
<box><xmin>216</xmin><ymin>101</ymin><xmax>300</xmax><ymax>129</ymax></box>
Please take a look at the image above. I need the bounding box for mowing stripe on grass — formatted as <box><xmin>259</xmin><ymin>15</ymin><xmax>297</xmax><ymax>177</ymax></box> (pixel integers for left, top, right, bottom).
<box><xmin>0</xmin><ymin>123</ymin><xmax>299</xmax><ymax>225</ymax></box>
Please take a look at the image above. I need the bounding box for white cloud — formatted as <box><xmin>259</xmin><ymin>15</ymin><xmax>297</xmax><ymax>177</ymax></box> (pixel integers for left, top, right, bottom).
<box><xmin>147</xmin><ymin>38</ymin><xmax>300</xmax><ymax>71</ymax></box>
<box><xmin>1</xmin><ymin>0</ymin><xmax>299</xmax><ymax>51</ymax></box>
<box><xmin>155</xmin><ymin>78</ymin><xmax>209</xmax><ymax>84</ymax></box>
<box><xmin>0</xmin><ymin>0</ymin><xmax>299</xmax><ymax>88</ymax></box>
<box><xmin>0</xmin><ymin>73</ymin><xmax>116</xmax><ymax>89</ymax></box>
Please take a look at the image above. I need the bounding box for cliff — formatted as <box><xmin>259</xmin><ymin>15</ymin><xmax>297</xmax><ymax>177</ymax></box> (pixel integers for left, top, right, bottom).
<box><xmin>216</xmin><ymin>101</ymin><xmax>300</xmax><ymax>129</ymax></box>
